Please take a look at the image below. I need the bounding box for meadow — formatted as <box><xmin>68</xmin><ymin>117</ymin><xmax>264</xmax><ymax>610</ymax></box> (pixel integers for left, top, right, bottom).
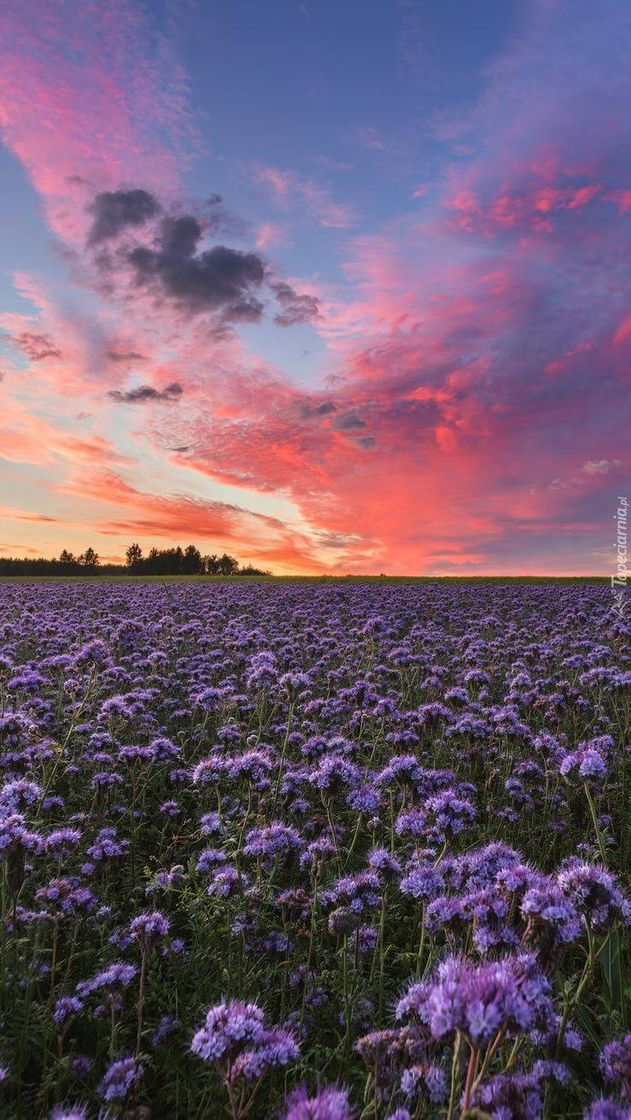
<box><xmin>0</xmin><ymin>579</ymin><xmax>629</xmax><ymax>1120</ymax></box>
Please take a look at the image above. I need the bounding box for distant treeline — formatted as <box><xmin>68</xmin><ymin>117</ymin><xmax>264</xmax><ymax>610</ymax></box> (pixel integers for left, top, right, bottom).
<box><xmin>0</xmin><ymin>544</ymin><xmax>270</xmax><ymax>577</ymax></box>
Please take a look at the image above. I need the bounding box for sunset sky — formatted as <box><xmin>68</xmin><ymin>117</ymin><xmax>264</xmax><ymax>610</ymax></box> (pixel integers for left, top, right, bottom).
<box><xmin>0</xmin><ymin>0</ymin><xmax>629</xmax><ymax>574</ymax></box>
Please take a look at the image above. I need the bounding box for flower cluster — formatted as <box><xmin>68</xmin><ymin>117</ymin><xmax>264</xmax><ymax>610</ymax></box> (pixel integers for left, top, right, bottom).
<box><xmin>0</xmin><ymin>580</ymin><xmax>627</xmax><ymax>1118</ymax></box>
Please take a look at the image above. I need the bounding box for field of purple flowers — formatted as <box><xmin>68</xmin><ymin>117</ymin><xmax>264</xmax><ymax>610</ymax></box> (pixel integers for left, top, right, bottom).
<box><xmin>0</xmin><ymin>580</ymin><xmax>629</xmax><ymax>1120</ymax></box>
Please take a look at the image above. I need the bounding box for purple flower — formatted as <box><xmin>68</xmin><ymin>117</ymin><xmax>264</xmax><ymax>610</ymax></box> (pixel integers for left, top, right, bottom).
<box><xmin>70</xmin><ymin>1057</ymin><xmax>92</xmax><ymax>1078</ymax></box>
<box><xmin>86</xmin><ymin>827</ymin><xmax>129</xmax><ymax>862</ymax></box>
<box><xmin>282</xmin><ymin>1084</ymin><xmax>354</xmax><ymax>1119</ymax></box>
<box><xmin>355</xmin><ymin>1025</ymin><xmax>427</xmax><ymax>1101</ymax></box>
<box><xmin>207</xmin><ymin>863</ymin><xmax>244</xmax><ymax>898</ymax></box>
<box><xmin>324</xmin><ymin>871</ymin><xmax>381</xmax><ymax>913</ymax></box>
<box><xmin>400</xmin><ymin>863</ymin><xmax>445</xmax><ymax>901</ymax></box>
<box><xmin>328</xmin><ymin>908</ymin><xmax>362</xmax><ymax>937</ymax></box>
<box><xmin>311</xmin><ymin>755</ymin><xmax>360</xmax><ymax>793</ymax></box>
<box><xmin>191</xmin><ymin>999</ymin><xmax>299</xmax><ymax>1080</ymax></box>
<box><xmin>196</xmin><ymin>847</ymin><xmax>227</xmax><ymax>872</ymax></box>
<box><xmin>520</xmin><ymin>881</ymin><xmax>582</xmax><ymax>945</ymax></box>
<box><xmin>76</xmin><ymin>961</ymin><xmax>137</xmax><ymax>1000</ymax></box>
<box><xmin>471</xmin><ymin>1060</ymin><xmax>569</xmax><ymax>1120</ymax></box>
<box><xmin>53</xmin><ymin>995</ymin><xmax>84</xmax><ymax>1025</ymax></box>
<box><xmin>560</xmin><ymin>743</ymin><xmax>608</xmax><ymax>781</ymax></box>
<box><xmin>397</xmin><ymin>953</ymin><xmax>551</xmax><ymax>1047</ymax></box>
<box><xmin>424</xmin><ymin>790</ymin><xmax>476</xmax><ymax>840</ymax></box>
<box><xmin>583</xmin><ymin>1101</ymin><xmax>631</xmax><ymax>1120</ymax></box>
<box><xmin>601</xmin><ymin>1034</ymin><xmax>631</xmax><ymax>1098</ymax></box>
<box><xmin>98</xmin><ymin>1055</ymin><xmax>143</xmax><ymax>1102</ymax></box>
<box><xmin>243</xmin><ymin>823</ymin><xmax>304</xmax><ymax>865</ymax></box>
<box><xmin>0</xmin><ymin>813</ymin><xmax>41</xmax><ymax>854</ymax></box>
<box><xmin>200</xmin><ymin>811</ymin><xmax>222</xmax><ymax>835</ymax></box>
<box><xmin>395</xmin><ymin>809</ymin><xmax>427</xmax><ymax>838</ymax></box>
<box><xmin>0</xmin><ymin>779</ymin><xmax>43</xmax><ymax>808</ymax></box>
<box><xmin>376</xmin><ymin>755</ymin><xmax>423</xmax><ymax>790</ymax></box>
<box><xmin>558</xmin><ymin>861</ymin><xmax>631</xmax><ymax>930</ymax></box>
<box><xmin>152</xmin><ymin>1014</ymin><xmax>180</xmax><ymax>1047</ymax></box>
<box><xmin>400</xmin><ymin>1063</ymin><xmax>448</xmax><ymax>1104</ymax></box>
<box><xmin>44</xmin><ymin>828</ymin><xmax>82</xmax><ymax>855</ymax></box>
<box><xmin>159</xmin><ymin>799</ymin><xmax>180</xmax><ymax>816</ymax></box>
<box><xmin>368</xmin><ymin>847</ymin><xmax>401</xmax><ymax>878</ymax></box>
<box><xmin>128</xmin><ymin>910</ymin><xmax>170</xmax><ymax>948</ymax></box>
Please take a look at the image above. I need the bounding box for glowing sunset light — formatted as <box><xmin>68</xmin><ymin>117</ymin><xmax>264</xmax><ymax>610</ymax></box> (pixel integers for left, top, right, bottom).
<box><xmin>0</xmin><ymin>0</ymin><xmax>628</xmax><ymax>573</ymax></box>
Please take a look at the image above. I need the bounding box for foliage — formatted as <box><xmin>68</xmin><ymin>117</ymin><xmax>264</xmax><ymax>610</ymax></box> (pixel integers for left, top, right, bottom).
<box><xmin>0</xmin><ymin>545</ymin><xmax>269</xmax><ymax>577</ymax></box>
<box><xmin>0</xmin><ymin>581</ymin><xmax>629</xmax><ymax>1118</ymax></box>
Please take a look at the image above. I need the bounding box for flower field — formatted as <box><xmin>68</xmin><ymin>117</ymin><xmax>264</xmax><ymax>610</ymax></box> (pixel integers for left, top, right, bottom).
<box><xmin>0</xmin><ymin>580</ymin><xmax>629</xmax><ymax>1120</ymax></box>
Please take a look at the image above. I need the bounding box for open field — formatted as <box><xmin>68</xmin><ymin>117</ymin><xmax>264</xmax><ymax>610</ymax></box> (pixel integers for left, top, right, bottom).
<box><xmin>0</xmin><ymin>580</ymin><xmax>629</xmax><ymax>1118</ymax></box>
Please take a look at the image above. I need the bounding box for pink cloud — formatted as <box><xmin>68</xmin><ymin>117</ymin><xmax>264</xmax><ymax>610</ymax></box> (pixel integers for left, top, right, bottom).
<box><xmin>254</xmin><ymin>222</ymin><xmax>288</xmax><ymax>250</ymax></box>
<box><xmin>0</xmin><ymin>0</ymin><xmax>196</xmax><ymax>241</ymax></box>
<box><xmin>57</xmin><ymin>468</ymin><xmax>327</xmax><ymax>573</ymax></box>
<box><xmin>255</xmin><ymin>166</ymin><xmax>355</xmax><ymax>228</ymax></box>
<box><xmin>0</xmin><ymin>397</ymin><xmax>131</xmax><ymax>468</ymax></box>
<box><xmin>138</xmin><ymin>1</ymin><xmax>630</xmax><ymax>574</ymax></box>
<box><xmin>612</xmin><ymin>315</ymin><xmax>631</xmax><ymax>347</ymax></box>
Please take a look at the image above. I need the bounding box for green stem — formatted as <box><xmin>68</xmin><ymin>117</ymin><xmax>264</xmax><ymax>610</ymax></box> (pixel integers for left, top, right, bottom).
<box><xmin>583</xmin><ymin>782</ymin><xmax>608</xmax><ymax>864</ymax></box>
<box><xmin>136</xmin><ymin>949</ymin><xmax>147</xmax><ymax>1055</ymax></box>
<box><xmin>447</xmin><ymin>1031</ymin><xmax>463</xmax><ymax>1120</ymax></box>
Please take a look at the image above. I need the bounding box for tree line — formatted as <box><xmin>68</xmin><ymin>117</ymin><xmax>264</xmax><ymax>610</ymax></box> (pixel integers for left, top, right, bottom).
<box><xmin>0</xmin><ymin>544</ymin><xmax>270</xmax><ymax>577</ymax></box>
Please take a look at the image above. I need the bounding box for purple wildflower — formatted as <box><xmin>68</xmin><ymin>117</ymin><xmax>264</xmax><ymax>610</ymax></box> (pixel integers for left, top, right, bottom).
<box><xmin>397</xmin><ymin>953</ymin><xmax>551</xmax><ymax>1047</ymax></box>
<box><xmin>190</xmin><ymin>999</ymin><xmax>299</xmax><ymax>1079</ymax></box>
<box><xmin>583</xmin><ymin>1102</ymin><xmax>631</xmax><ymax>1120</ymax></box>
<box><xmin>98</xmin><ymin>1055</ymin><xmax>143</xmax><ymax>1102</ymax></box>
<box><xmin>601</xmin><ymin>1034</ymin><xmax>631</xmax><ymax>1099</ymax></box>
<box><xmin>128</xmin><ymin>910</ymin><xmax>170</xmax><ymax>947</ymax></box>
<box><xmin>282</xmin><ymin>1085</ymin><xmax>354</xmax><ymax>1119</ymax></box>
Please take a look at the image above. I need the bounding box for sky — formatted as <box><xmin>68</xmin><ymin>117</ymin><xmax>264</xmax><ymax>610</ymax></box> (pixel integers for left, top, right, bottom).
<box><xmin>0</xmin><ymin>0</ymin><xmax>629</xmax><ymax>575</ymax></box>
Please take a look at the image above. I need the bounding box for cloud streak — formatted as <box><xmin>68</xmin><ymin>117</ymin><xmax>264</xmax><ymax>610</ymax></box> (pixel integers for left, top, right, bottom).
<box><xmin>108</xmin><ymin>382</ymin><xmax>184</xmax><ymax>404</ymax></box>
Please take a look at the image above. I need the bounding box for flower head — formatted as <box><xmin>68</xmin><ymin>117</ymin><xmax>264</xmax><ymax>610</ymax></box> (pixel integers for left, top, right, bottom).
<box><xmin>282</xmin><ymin>1085</ymin><xmax>354</xmax><ymax>1119</ymax></box>
<box><xmin>98</xmin><ymin>1055</ymin><xmax>143</xmax><ymax>1102</ymax></box>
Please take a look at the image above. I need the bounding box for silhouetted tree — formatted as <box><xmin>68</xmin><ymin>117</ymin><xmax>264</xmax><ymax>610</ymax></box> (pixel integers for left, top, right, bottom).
<box><xmin>182</xmin><ymin>544</ymin><xmax>203</xmax><ymax>574</ymax></box>
<box><xmin>0</xmin><ymin>543</ymin><xmax>268</xmax><ymax>576</ymax></box>
<box><xmin>218</xmin><ymin>552</ymin><xmax>239</xmax><ymax>576</ymax></box>
<box><xmin>126</xmin><ymin>543</ymin><xmax>143</xmax><ymax>570</ymax></box>
<box><xmin>58</xmin><ymin>550</ymin><xmax>77</xmax><ymax>568</ymax></box>
<box><xmin>78</xmin><ymin>548</ymin><xmax>99</xmax><ymax>569</ymax></box>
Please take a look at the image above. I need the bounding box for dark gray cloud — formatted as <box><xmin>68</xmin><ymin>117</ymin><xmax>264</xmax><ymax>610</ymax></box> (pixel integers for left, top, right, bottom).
<box><xmin>272</xmin><ymin>281</ymin><xmax>320</xmax><ymax>326</ymax></box>
<box><xmin>87</xmin><ymin>189</ymin><xmax>161</xmax><ymax>245</ymax></box>
<box><xmin>87</xmin><ymin>187</ymin><xmax>319</xmax><ymax>329</ymax></box>
<box><xmin>12</xmin><ymin>332</ymin><xmax>62</xmax><ymax>361</ymax></box>
<box><xmin>108</xmin><ymin>381</ymin><xmax>184</xmax><ymax>404</ymax></box>
<box><xmin>105</xmin><ymin>349</ymin><xmax>146</xmax><ymax>363</ymax></box>
<box><xmin>331</xmin><ymin>411</ymin><xmax>366</xmax><ymax>431</ymax></box>
<box><xmin>356</xmin><ymin>435</ymin><xmax>376</xmax><ymax>449</ymax></box>
<box><xmin>159</xmin><ymin>215</ymin><xmax>202</xmax><ymax>259</ymax></box>
<box><xmin>127</xmin><ymin>215</ymin><xmax>267</xmax><ymax>321</ymax></box>
<box><xmin>299</xmin><ymin>400</ymin><xmax>337</xmax><ymax>419</ymax></box>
